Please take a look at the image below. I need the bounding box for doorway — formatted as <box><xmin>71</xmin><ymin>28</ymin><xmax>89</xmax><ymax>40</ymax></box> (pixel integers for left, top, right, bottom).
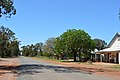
<box><xmin>116</xmin><ymin>53</ymin><xmax>119</xmax><ymax>64</ymax></box>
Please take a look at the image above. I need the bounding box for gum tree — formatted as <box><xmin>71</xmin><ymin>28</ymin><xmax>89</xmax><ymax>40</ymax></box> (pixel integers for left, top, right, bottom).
<box><xmin>0</xmin><ymin>0</ymin><xmax>16</xmax><ymax>17</ymax></box>
<box><xmin>0</xmin><ymin>26</ymin><xmax>19</xmax><ymax>57</ymax></box>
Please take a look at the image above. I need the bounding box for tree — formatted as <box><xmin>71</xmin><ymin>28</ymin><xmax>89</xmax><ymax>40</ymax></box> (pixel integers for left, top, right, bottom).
<box><xmin>0</xmin><ymin>26</ymin><xmax>20</xmax><ymax>57</ymax></box>
<box><xmin>54</xmin><ymin>37</ymin><xmax>69</xmax><ymax>60</ymax></box>
<box><xmin>94</xmin><ymin>38</ymin><xmax>107</xmax><ymax>50</ymax></box>
<box><xmin>0</xmin><ymin>0</ymin><xmax>16</xmax><ymax>17</ymax></box>
<box><xmin>54</xmin><ymin>29</ymin><xmax>95</xmax><ymax>62</ymax></box>
<box><xmin>43</xmin><ymin>38</ymin><xmax>55</xmax><ymax>57</ymax></box>
<box><xmin>10</xmin><ymin>39</ymin><xmax>20</xmax><ymax>56</ymax></box>
<box><xmin>21</xmin><ymin>42</ymin><xmax>44</xmax><ymax>57</ymax></box>
<box><xmin>21</xmin><ymin>45</ymin><xmax>29</xmax><ymax>56</ymax></box>
<box><xmin>0</xmin><ymin>32</ymin><xmax>8</xmax><ymax>57</ymax></box>
<box><xmin>21</xmin><ymin>45</ymin><xmax>32</xmax><ymax>56</ymax></box>
<box><xmin>34</xmin><ymin>42</ymin><xmax>43</xmax><ymax>56</ymax></box>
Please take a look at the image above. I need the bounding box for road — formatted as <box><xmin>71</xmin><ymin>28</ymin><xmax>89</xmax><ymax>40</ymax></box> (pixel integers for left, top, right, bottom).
<box><xmin>17</xmin><ymin>57</ymin><xmax>111</xmax><ymax>80</ymax></box>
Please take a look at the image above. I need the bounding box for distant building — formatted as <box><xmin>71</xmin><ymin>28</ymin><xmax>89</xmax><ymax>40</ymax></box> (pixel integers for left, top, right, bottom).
<box><xmin>95</xmin><ymin>32</ymin><xmax>120</xmax><ymax>64</ymax></box>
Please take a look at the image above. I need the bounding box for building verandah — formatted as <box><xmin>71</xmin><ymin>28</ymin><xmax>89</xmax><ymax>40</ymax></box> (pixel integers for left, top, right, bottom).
<box><xmin>95</xmin><ymin>51</ymin><xmax>120</xmax><ymax>64</ymax></box>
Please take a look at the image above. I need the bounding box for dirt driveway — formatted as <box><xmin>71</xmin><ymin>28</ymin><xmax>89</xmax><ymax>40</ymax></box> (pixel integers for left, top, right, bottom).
<box><xmin>0</xmin><ymin>58</ymin><xmax>18</xmax><ymax>80</ymax></box>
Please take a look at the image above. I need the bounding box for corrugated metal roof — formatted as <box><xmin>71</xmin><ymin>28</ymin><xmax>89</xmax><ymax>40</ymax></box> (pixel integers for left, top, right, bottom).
<box><xmin>98</xmin><ymin>47</ymin><xmax>120</xmax><ymax>52</ymax></box>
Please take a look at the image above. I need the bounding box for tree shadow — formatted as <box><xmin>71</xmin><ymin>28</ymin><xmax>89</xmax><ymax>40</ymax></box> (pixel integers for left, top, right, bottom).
<box><xmin>17</xmin><ymin>64</ymin><xmax>92</xmax><ymax>75</ymax></box>
<box><xmin>0</xmin><ymin>63</ymin><xmax>116</xmax><ymax>76</ymax></box>
<box><xmin>17</xmin><ymin>63</ymin><xmax>118</xmax><ymax>76</ymax></box>
<box><xmin>0</xmin><ymin>65</ymin><xmax>18</xmax><ymax>76</ymax></box>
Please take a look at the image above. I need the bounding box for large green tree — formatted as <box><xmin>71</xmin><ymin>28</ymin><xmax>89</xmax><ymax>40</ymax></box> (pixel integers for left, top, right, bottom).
<box><xmin>0</xmin><ymin>0</ymin><xmax>16</xmax><ymax>17</ymax></box>
<box><xmin>54</xmin><ymin>29</ymin><xmax>95</xmax><ymax>62</ymax></box>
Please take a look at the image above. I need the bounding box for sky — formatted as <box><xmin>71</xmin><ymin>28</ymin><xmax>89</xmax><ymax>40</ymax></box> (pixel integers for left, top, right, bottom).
<box><xmin>0</xmin><ymin>0</ymin><xmax>120</xmax><ymax>46</ymax></box>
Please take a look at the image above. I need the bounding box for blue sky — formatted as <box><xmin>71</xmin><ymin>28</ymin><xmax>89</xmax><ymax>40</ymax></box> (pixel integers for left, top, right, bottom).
<box><xmin>0</xmin><ymin>0</ymin><xmax>120</xmax><ymax>46</ymax></box>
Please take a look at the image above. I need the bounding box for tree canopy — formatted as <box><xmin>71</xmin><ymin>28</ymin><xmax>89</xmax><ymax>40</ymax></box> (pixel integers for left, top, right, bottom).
<box><xmin>21</xmin><ymin>42</ymin><xmax>44</xmax><ymax>57</ymax></box>
<box><xmin>0</xmin><ymin>26</ymin><xmax>20</xmax><ymax>57</ymax></box>
<box><xmin>21</xmin><ymin>29</ymin><xmax>103</xmax><ymax>62</ymax></box>
<box><xmin>42</xmin><ymin>38</ymin><xmax>55</xmax><ymax>57</ymax></box>
<box><xmin>21</xmin><ymin>29</ymin><xmax>96</xmax><ymax>62</ymax></box>
<box><xmin>0</xmin><ymin>0</ymin><xmax>16</xmax><ymax>17</ymax></box>
<box><xmin>54</xmin><ymin>29</ymin><xmax>95</xmax><ymax>61</ymax></box>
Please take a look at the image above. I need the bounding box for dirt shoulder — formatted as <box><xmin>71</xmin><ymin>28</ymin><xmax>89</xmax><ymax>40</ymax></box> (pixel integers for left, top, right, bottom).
<box><xmin>0</xmin><ymin>58</ymin><xmax>19</xmax><ymax>80</ymax></box>
<box><xmin>33</xmin><ymin>57</ymin><xmax>120</xmax><ymax>80</ymax></box>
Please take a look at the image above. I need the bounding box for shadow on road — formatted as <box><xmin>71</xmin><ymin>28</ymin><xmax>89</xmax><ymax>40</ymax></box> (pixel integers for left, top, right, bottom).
<box><xmin>0</xmin><ymin>63</ymin><xmax>116</xmax><ymax>76</ymax></box>
<box><xmin>17</xmin><ymin>64</ymin><xmax>92</xmax><ymax>75</ymax></box>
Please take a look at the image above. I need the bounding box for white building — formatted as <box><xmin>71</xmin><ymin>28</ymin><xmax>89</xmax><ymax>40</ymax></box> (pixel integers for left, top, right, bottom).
<box><xmin>96</xmin><ymin>32</ymin><xmax>120</xmax><ymax>64</ymax></box>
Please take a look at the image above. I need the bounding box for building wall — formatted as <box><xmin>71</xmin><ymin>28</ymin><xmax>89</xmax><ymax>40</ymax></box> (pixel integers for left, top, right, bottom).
<box><xmin>111</xmin><ymin>37</ymin><xmax>120</xmax><ymax>48</ymax></box>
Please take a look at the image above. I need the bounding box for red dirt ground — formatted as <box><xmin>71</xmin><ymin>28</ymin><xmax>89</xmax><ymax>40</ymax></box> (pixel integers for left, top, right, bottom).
<box><xmin>0</xmin><ymin>58</ymin><xmax>18</xmax><ymax>80</ymax></box>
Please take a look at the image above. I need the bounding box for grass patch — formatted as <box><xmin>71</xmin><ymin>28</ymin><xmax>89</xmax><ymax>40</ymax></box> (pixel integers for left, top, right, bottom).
<box><xmin>33</xmin><ymin>56</ymin><xmax>59</xmax><ymax>61</ymax></box>
<box><xmin>32</xmin><ymin>56</ymin><xmax>89</xmax><ymax>64</ymax></box>
<box><xmin>60</xmin><ymin>60</ymin><xmax>87</xmax><ymax>64</ymax></box>
<box><xmin>108</xmin><ymin>65</ymin><xmax>120</xmax><ymax>70</ymax></box>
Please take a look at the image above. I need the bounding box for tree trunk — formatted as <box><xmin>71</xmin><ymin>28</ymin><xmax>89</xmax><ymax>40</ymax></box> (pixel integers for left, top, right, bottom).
<box><xmin>74</xmin><ymin>52</ymin><xmax>77</xmax><ymax>62</ymax></box>
<box><xmin>79</xmin><ymin>52</ymin><xmax>81</xmax><ymax>62</ymax></box>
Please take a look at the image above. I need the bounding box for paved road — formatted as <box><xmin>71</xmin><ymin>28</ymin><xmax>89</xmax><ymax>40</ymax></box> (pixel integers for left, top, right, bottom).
<box><xmin>17</xmin><ymin>57</ymin><xmax>111</xmax><ymax>80</ymax></box>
